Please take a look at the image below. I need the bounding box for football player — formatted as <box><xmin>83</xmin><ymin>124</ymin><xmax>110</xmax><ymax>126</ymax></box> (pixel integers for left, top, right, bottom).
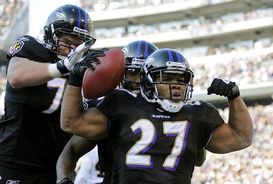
<box><xmin>0</xmin><ymin>4</ymin><xmax>103</xmax><ymax>184</ymax></box>
<box><xmin>61</xmin><ymin>48</ymin><xmax>253</xmax><ymax>184</ymax></box>
<box><xmin>56</xmin><ymin>40</ymin><xmax>159</xmax><ymax>184</ymax></box>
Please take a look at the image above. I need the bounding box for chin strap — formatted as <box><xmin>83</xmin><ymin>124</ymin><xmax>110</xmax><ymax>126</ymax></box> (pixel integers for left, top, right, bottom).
<box><xmin>157</xmin><ymin>99</ymin><xmax>184</xmax><ymax>113</ymax></box>
<box><xmin>140</xmin><ymin>88</ymin><xmax>184</xmax><ymax>113</ymax></box>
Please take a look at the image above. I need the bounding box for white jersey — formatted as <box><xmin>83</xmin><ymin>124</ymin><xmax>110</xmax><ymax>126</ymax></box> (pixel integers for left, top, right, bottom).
<box><xmin>74</xmin><ymin>146</ymin><xmax>103</xmax><ymax>184</ymax></box>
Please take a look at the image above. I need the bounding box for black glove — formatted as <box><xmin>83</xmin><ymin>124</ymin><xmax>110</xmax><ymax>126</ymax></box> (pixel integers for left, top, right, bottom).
<box><xmin>207</xmin><ymin>78</ymin><xmax>240</xmax><ymax>100</ymax></box>
<box><xmin>68</xmin><ymin>49</ymin><xmax>106</xmax><ymax>87</ymax></box>
<box><xmin>57</xmin><ymin>177</ymin><xmax>74</xmax><ymax>184</ymax></box>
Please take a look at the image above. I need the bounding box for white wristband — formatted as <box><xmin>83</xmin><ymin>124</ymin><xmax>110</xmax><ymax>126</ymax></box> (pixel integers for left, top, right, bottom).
<box><xmin>48</xmin><ymin>63</ymin><xmax>62</xmax><ymax>78</ymax></box>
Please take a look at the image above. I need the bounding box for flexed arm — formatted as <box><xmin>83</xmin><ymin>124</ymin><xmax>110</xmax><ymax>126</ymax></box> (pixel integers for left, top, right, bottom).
<box><xmin>206</xmin><ymin>78</ymin><xmax>253</xmax><ymax>153</ymax></box>
<box><xmin>60</xmin><ymin>51</ymin><xmax>108</xmax><ymax>139</ymax></box>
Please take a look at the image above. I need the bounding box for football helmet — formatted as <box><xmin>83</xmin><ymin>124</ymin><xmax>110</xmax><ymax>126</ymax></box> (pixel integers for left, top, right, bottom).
<box><xmin>44</xmin><ymin>4</ymin><xmax>95</xmax><ymax>55</ymax></box>
<box><xmin>121</xmin><ymin>40</ymin><xmax>158</xmax><ymax>91</ymax></box>
<box><xmin>140</xmin><ymin>48</ymin><xmax>194</xmax><ymax>113</ymax></box>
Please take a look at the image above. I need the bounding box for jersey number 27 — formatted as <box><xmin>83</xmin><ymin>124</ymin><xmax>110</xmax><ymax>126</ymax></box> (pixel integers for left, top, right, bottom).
<box><xmin>126</xmin><ymin>119</ymin><xmax>188</xmax><ymax>170</ymax></box>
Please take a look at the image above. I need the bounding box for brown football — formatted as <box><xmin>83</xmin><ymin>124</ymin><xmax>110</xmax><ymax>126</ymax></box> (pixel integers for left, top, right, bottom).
<box><xmin>82</xmin><ymin>48</ymin><xmax>125</xmax><ymax>99</ymax></box>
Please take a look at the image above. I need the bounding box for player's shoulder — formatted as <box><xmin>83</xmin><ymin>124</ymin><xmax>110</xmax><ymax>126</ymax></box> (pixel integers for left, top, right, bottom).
<box><xmin>8</xmin><ymin>35</ymin><xmax>54</xmax><ymax>63</ymax></box>
<box><xmin>106</xmin><ymin>88</ymin><xmax>137</xmax><ymax>99</ymax></box>
<box><xmin>8</xmin><ymin>35</ymin><xmax>41</xmax><ymax>56</ymax></box>
<box><xmin>184</xmin><ymin>100</ymin><xmax>218</xmax><ymax>112</ymax></box>
<box><xmin>83</xmin><ymin>97</ymin><xmax>104</xmax><ymax>109</ymax></box>
<box><xmin>97</xmin><ymin>89</ymin><xmax>138</xmax><ymax>110</ymax></box>
<box><xmin>182</xmin><ymin>100</ymin><xmax>222</xmax><ymax>127</ymax></box>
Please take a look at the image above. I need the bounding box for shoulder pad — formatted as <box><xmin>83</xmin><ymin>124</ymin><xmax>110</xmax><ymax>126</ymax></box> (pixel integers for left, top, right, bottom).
<box><xmin>188</xmin><ymin>100</ymin><xmax>208</xmax><ymax>106</ymax></box>
<box><xmin>8</xmin><ymin>35</ymin><xmax>55</xmax><ymax>63</ymax></box>
<box><xmin>187</xmin><ymin>100</ymin><xmax>218</xmax><ymax>111</ymax></box>
<box><xmin>116</xmin><ymin>88</ymin><xmax>137</xmax><ymax>98</ymax></box>
<box><xmin>8</xmin><ymin>37</ymin><xmax>25</xmax><ymax>57</ymax></box>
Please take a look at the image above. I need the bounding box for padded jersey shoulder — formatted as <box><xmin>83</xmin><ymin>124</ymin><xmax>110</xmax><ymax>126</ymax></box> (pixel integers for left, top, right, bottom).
<box><xmin>7</xmin><ymin>35</ymin><xmax>55</xmax><ymax>63</ymax></box>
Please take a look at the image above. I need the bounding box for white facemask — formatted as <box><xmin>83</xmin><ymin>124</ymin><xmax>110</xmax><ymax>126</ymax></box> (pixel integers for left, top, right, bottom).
<box><xmin>156</xmin><ymin>98</ymin><xmax>184</xmax><ymax>113</ymax></box>
<box><xmin>141</xmin><ymin>88</ymin><xmax>185</xmax><ymax>113</ymax></box>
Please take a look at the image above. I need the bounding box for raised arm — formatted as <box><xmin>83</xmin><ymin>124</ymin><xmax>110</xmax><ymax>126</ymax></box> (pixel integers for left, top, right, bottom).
<box><xmin>205</xmin><ymin>78</ymin><xmax>253</xmax><ymax>153</ymax></box>
<box><xmin>60</xmin><ymin>50</ymin><xmax>108</xmax><ymax>139</ymax></box>
<box><xmin>56</xmin><ymin>135</ymin><xmax>97</xmax><ymax>183</ymax></box>
<box><xmin>61</xmin><ymin>85</ymin><xmax>108</xmax><ymax>139</ymax></box>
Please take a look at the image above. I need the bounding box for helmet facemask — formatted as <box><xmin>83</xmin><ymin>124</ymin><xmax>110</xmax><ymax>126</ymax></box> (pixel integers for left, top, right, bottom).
<box><xmin>121</xmin><ymin>40</ymin><xmax>158</xmax><ymax>92</ymax></box>
<box><xmin>43</xmin><ymin>4</ymin><xmax>96</xmax><ymax>58</ymax></box>
<box><xmin>141</xmin><ymin>63</ymin><xmax>194</xmax><ymax>113</ymax></box>
<box><xmin>122</xmin><ymin>57</ymin><xmax>144</xmax><ymax>91</ymax></box>
<box><xmin>45</xmin><ymin>25</ymin><xmax>96</xmax><ymax>58</ymax></box>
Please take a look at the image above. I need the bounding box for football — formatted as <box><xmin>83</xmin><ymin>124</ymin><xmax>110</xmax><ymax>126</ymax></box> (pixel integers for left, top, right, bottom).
<box><xmin>82</xmin><ymin>48</ymin><xmax>125</xmax><ymax>99</ymax></box>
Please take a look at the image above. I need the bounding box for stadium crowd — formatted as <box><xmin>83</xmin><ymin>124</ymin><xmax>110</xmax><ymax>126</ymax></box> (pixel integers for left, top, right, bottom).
<box><xmin>191</xmin><ymin>49</ymin><xmax>273</xmax><ymax>91</ymax></box>
<box><xmin>80</xmin><ymin>0</ymin><xmax>230</xmax><ymax>11</ymax></box>
<box><xmin>0</xmin><ymin>0</ymin><xmax>24</xmax><ymax>36</ymax></box>
<box><xmin>91</xmin><ymin>8</ymin><xmax>273</xmax><ymax>39</ymax></box>
<box><xmin>181</xmin><ymin>37</ymin><xmax>273</xmax><ymax>57</ymax></box>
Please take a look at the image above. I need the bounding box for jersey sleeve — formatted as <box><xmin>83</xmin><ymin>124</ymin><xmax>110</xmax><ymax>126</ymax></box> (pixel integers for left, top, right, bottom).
<box><xmin>199</xmin><ymin>101</ymin><xmax>224</xmax><ymax>147</ymax></box>
<box><xmin>7</xmin><ymin>35</ymin><xmax>55</xmax><ymax>63</ymax></box>
<box><xmin>96</xmin><ymin>90</ymin><xmax>119</xmax><ymax>120</ymax></box>
<box><xmin>83</xmin><ymin>98</ymin><xmax>103</xmax><ymax>110</ymax></box>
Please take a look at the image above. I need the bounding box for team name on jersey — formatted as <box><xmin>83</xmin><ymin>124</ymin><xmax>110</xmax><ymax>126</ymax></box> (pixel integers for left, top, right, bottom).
<box><xmin>151</xmin><ymin>114</ymin><xmax>171</xmax><ymax>119</ymax></box>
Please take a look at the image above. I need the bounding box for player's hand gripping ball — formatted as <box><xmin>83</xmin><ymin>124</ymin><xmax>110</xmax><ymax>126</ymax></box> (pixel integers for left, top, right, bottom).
<box><xmin>83</xmin><ymin>49</ymin><xmax>125</xmax><ymax>99</ymax></box>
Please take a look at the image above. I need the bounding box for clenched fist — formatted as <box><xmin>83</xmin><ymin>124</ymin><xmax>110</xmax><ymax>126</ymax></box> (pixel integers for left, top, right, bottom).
<box><xmin>207</xmin><ymin>78</ymin><xmax>240</xmax><ymax>100</ymax></box>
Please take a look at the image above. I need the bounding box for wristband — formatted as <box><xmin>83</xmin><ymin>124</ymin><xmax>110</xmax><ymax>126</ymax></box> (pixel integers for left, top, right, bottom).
<box><xmin>48</xmin><ymin>63</ymin><xmax>62</xmax><ymax>78</ymax></box>
<box><xmin>227</xmin><ymin>84</ymin><xmax>240</xmax><ymax>100</ymax></box>
<box><xmin>67</xmin><ymin>73</ymin><xmax>84</xmax><ymax>87</ymax></box>
<box><xmin>57</xmin><ymin>60</ymin><xmax>70</xmax><ymax>74</ymax></box>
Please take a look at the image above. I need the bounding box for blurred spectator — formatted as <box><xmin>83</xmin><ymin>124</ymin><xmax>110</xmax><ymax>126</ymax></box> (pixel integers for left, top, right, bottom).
<box><xmin>191</xmin><ymin>49</ymin><xmax>273</xmax><ymax>91</ymax></box>
<box><xmin>80</xmin><ymin>0</ymin><xmax>231</xmax><ymax>11</ymax></box>
<box><xmin>0</xmin><ymin>0</ymin><xmax>23</xmax><ymax>36</ymax></box>
<box><xmin>0</xmin><ymin>49</ymin><xmax>7</xmax><ymax>115</ymax></box>
<box><xmin>91</xmin><ymin>7</ymin><xmax>273</xmax><ymax>41</ymax></box>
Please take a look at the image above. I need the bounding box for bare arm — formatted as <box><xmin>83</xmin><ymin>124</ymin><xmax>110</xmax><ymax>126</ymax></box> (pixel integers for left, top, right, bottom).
<box><xmin>56</xmin><ymin>135</ymin><xmax>97</xmax><ymax>182</ymax></box>
<box><xmin>7</xmin><ymin>57</ymin><xmax>54</xmax><ymax>88</ymax></box>
<box><xmin>7</xmin><ymin>40</ymin><xmax>93</xmax><ymax>89</ymax></box>
<box><xmin>206</xmin><ymin>96</ymin><xmax>253</xmax><ymax>153</ymax></box>
<box><xmin>61</xmin><ymin>85</ymin><xmax>108</xmax><ymax>139</ymax></box>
